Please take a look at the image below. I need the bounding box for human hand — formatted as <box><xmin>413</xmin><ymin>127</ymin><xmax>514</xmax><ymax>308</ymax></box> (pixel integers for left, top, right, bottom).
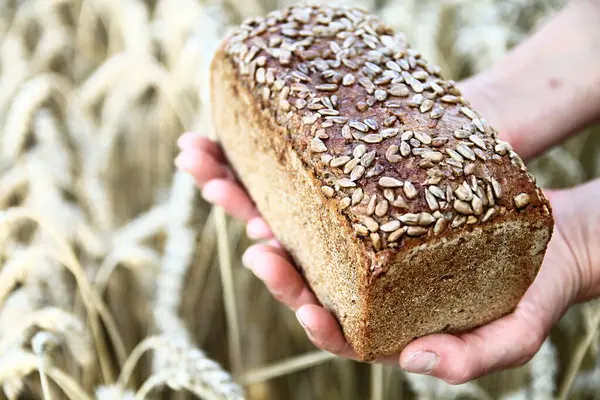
<box><xmin>175</xmin><ymin>0</ymin><xmax>600</xmax><ymax>384</ymax></box>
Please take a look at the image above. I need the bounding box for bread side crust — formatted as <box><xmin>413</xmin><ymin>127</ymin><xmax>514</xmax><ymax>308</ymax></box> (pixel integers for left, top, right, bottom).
<box><xmin>211</xmin><ymin>49</ymin><xmax>373</xmax><ymax>352</ymax></box>
<box><xmin>360</xmin><ymin>209</ymin><xmax>552</xmax><ymax>360</ymax></box>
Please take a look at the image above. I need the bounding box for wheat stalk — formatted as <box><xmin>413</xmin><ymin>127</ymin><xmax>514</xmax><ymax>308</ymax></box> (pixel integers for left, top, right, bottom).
<box><xmin>239</xmin><ymin>351</ymin><xmax>336</xmax><ymax>385</ymax></box>
<box><xmin>215</xmin><ymin>205</ymin><xmax>244</xmax><ymax>377</ymax></box>
<box><xmin>117</xmin><ymin>336</ymin><xmax>164</xmax><ymax>389</ymax></box>
<box><xmin>557</xmin><ymin>302</ymin><xmax>600</xmax><ymax>399</ymax></box>
<box><xmin>46</xmin><ymin>367</ymin><xmax>94</xmax><ymax>400</ymax></box>
<box><xmin>32</xmin><ymin>332</ymin><xmax>59</xmax><ymax>400</ymax></box>
<box><xmin>370</xmin><ymin>364</ymin><xmax>384</xmax><ymax>400</ymax></box>
<box><xmin>0</xmin><ymin>307</ymin><xmax>92</xmax><ymax>367</ymax></box>
<box><xmin>570</xmin><ymin>362</ymin><xmax>600</xmax><ymax>397</ymax></box>
<box><xmin>134</xmin><ymin>337</ymin><xmax>245</xmax><ymax>400</ymax></box>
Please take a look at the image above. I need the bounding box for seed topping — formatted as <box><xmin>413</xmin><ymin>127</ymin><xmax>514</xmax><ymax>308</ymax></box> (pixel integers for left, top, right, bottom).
<box><xmin>226</xmin><ymin>4</ymin><xmax>544</xmax><ymax>252</ymax></box>
<box><xmin>379</xmin><ymin>177</ymin><xmax>403</xmax><ymax>188</ymax></box>
<box><xmin>380</xmin><ymin>220</ymin><xmax>401</xmax><ymax>232</ymax></box>
<box><xmin>403</xmin><ymin>181</ymin><xmax>418</xmax><ymax>199</ymax></box>
<box><xmin>514</xmin><ymin>193</ymin><xmax>531</xmax><ymax>209</ymax></box>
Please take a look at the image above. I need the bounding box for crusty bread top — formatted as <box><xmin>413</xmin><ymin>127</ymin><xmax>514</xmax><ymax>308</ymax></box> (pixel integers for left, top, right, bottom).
<box><xmin>222</xmin><ymin>4</ymin><xmax>551</xmax><ymax>252</ymax></box>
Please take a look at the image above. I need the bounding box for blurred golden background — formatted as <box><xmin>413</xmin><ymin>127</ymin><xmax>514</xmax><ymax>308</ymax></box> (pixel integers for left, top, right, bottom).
<box><xmin>0</xmin><ymin>0</ymin><xmax>599</xmax><ymax>399</ymax></box>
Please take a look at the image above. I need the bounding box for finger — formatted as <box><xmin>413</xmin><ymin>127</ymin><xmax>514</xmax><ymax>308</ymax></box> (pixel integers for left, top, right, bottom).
<box><xmin>399</xmin><ymin>228</ymin><xmax>575</xmax><ymax>384</ymax></box>
<box><xmin>242</xmin><ymin>243</ymin><xmax>318</xmax><ymax>311</ymax></box>
<box><xmin>177</xmin><ymin>132</ymin><xmax>225</xmax><ymax>162</ymax></box>
<box><xmin>246</xmin><ymin>217</ymin><xmax>274</xmax><ymax>240</ymax></box>
<box><xmin>202</xmin><ymin>179</ymin><xmax>258</xmax><ymax>221</ymax></box>
<box><xmin>296</xmin><ymin>304</ymin><xmax>357</xmax><ymax>359</ymax></box>
<box><xmin>399</xmin><ymin>313</ymin><xmax>544</xmax><ymax>384</ymax></box>
<box><xmin>175</xmin><ymin>148</ymin><xmax>231</xmax><ymax>186</ymax></box>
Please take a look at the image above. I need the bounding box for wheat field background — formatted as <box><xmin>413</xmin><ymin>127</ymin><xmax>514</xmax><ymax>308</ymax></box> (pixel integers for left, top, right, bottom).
<box><xmin>0</xmin><ymin>0</ymin><xmax>599</xmax><ymax>399</ymax></box>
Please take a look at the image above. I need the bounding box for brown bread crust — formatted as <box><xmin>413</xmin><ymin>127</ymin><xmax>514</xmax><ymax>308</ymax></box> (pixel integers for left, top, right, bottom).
<box><xmin>211</xmin><ymin>4</ymin><xmax>554</xmax><ymax>360</ymax></box>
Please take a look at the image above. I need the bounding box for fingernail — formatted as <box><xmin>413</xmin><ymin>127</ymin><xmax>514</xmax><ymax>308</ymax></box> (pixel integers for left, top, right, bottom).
<box><xmin>402</xmin><ymin>351</ymin><xmax>439</xmax><ymax>374</ymax></box>
<box><xmin>177</xmin><ymin>133</ymin><xmax>190</xmax><ymax>150</ymax></box>
<box><xmin>177</xmin><ymin>133</ymin><xmax>192</xmax><ymax>149</ymax></box>
<box><xmin>200</xmin><ymin>186</ymin><xmax>217</xmax><ymax>203</ymax></box>
<box><xmin>246</xmin><ymin>220</ymin><xmax>264</xmax><ymax>240</ymax></box>
<box><xmin>174</xmin><ymin>153</ymin><xmax>184</xmax><ymax>168</ymax></box>
<box><xmin>295</xmin><ymin>310</ymin><xmax>314</xmax><ymax>339</ymax></box>
<box><xmin>242</xmin><ymin>252</ymin><xmax>269</xmax><ymax>282</ymax></box>
<box><xmin>241</xmin><ymin>251</ymin><xmax>254</xmax><ymax>270</ymax></box>
<box><xmin>174</xmin><ymin>153</ymin><xmax>191</xmax><ymax>172</ymax></box>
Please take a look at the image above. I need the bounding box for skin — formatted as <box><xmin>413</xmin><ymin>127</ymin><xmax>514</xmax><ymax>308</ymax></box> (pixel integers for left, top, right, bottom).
<box><xmin>175</xmin><ymin>0</ymin><xmax>600</xmax><ymax>384</ymax></box>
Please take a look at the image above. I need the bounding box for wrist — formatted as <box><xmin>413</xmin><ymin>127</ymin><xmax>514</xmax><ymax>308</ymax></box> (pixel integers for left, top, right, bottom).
<box><xmin>458</xmin><ymin>0</ymin><xmax>600</xmax><ymax>161</ymax></box>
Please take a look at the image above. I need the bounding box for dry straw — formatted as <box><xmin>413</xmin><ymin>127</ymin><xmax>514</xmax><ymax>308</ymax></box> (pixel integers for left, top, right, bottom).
<box><xmin>0</xmin><ymin>0</ymin><xmax>598</xmax><ymax>399</ymax></box>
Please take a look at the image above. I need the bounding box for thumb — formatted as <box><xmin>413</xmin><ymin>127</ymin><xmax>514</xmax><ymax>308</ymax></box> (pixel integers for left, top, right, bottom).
<box><xmin>399</xmin><ymin>182</ymin><xmax>596</xmax><ymax>383</ymax></box>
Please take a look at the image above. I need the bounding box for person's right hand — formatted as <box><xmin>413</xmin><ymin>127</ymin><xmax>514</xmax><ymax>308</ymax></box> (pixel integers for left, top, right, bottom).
<box><xmin>174</xmin><ymin>0</ymin><xmax>600</xmax><ymax>384</ymax></box>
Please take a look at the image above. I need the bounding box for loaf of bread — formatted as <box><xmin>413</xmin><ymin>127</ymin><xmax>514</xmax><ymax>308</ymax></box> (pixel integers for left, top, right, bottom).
<box><xmin>210</xmin><ymin>4</ymin><xmax>554</xmax><ymax>361</ymax></box>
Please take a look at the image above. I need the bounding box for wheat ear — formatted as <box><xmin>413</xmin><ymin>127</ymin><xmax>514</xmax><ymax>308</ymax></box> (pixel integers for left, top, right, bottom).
<box><xmin>0</xmin><ymin>307</ymin><xmax>91</xmax><ymax>368</ymax></box>
<box><xmin>0</xmin><ymin>36</ymin><xmax>29</xmax><ymax>120</ymax></box>
<box><xmin>0</xmin><ymin>347</ymin><xmax>38</xmax><ymax>399</ymax></box>
<box><xmin>0</xmin><ymin>249</ymin><xmax>39</xmax><ymax>307</ymax></box>
<box><xmin>2</xmin><ymin>74</ymin><xmax>72</xmax><ymax>161</ymax></box>
<box><xmin>153</xmin><ymin>171</ymin><xmax>196</xmax><ymax>343</ymax></box>
<box><xmin>0</xmin><ymin>164</ymin><xmax>27</xmax><ymax>209</ymax></box>
<box><xmin>135</xmin><ymin>338</ymin><xmax>244</xmax><ymax>400</ymax></box>
<box><xmin>0</xmin><ymin>208</ymin><xmax>126</xmax><ymax>381</ymax></box>
<box><xmin>107</xmin><ymin>0</ymin><xmax>152</xmax><ymax>54</ymax></box>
